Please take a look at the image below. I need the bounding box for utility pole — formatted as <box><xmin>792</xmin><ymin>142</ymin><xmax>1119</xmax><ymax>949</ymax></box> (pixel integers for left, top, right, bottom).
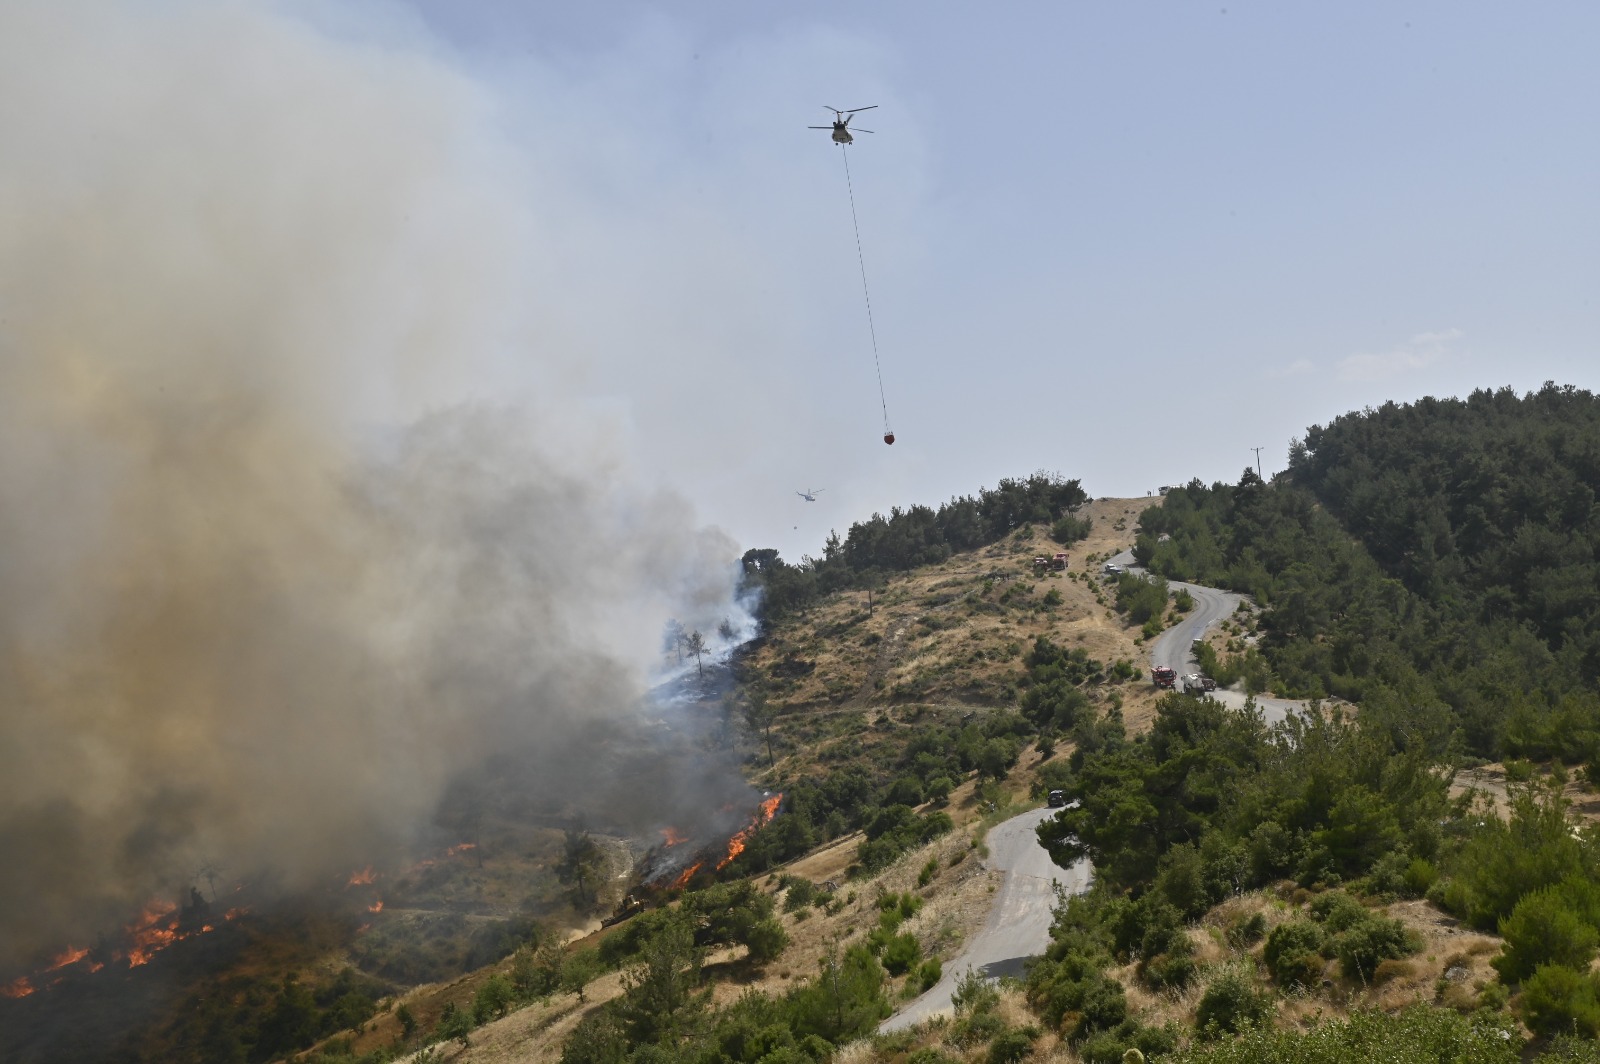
<box><xmin>1251</xmin><ymin>447</ymin><xmax>1264</xmax><ymax>478</ymax></box>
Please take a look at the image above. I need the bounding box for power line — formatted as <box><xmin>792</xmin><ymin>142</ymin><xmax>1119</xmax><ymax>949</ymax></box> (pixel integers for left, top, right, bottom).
<box><xmin>839</xmin><ymin>145</ymin><xmax>891</xmax><ymax>435</ymax></box>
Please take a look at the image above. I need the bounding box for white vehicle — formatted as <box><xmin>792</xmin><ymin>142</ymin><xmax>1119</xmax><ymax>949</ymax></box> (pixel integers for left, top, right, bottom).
<box><xmin>1103</xmin><ymin>563</ymin><xmax>1124</xmax><ymax>575</ymax></box>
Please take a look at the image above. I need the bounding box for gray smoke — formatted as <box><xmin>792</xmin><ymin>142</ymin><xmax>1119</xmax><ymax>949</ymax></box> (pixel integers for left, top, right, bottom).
<box><xmin>0</xmin><ymin>0</ymin><xmax>749</xmax><ymax>973</ymax></box>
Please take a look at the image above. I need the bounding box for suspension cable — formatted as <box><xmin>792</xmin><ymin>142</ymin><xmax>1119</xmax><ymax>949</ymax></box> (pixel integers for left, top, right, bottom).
<box><xmin>840</xmin><ymin>145</ymin><xmax>891</xmax><ymax>434</ymax></box>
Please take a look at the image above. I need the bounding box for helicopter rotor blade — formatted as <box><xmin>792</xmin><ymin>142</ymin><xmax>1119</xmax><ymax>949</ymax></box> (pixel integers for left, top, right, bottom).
<box><xmin>808</xmin><ymin>126</ymin><xmax>833</xmax><ymax>129</ymax></box>
<box><xmin>844</xmin><ymin>105</ymin><xmax>878</xmax><ymax>113</ymax></box>
<box><xmin>852</xmin><ymin>128</ymin><xmax>875</xmax><ymax>134</ymax></box>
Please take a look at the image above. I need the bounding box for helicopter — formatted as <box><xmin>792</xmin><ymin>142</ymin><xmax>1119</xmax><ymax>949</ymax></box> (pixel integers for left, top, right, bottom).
<box><xmin>796</xmin><ymin>488</ymin><xmax>825</xmax><ymax>502</ymax></box>
<box><xmin>809</xmin><ymin>105</ymin><xmax>876</xmax><ymax>145</ymax></box>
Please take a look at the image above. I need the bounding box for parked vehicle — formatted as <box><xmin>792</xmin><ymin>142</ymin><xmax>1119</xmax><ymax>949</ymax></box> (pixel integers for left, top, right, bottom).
<box><xmin>1151</xmin><ymin>665</ymin><xmax>1177</xmax><ymax>689</ymax></box>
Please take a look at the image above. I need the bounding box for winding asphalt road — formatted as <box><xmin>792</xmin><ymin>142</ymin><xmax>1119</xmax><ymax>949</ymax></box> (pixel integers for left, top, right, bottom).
<box><xmin>881</xmin><ymin>808</ymin><xmax>1092</xmax><ymax>1031</ymax></box>
<box><xmin>1109</xmin><ymin>550</ymin><xmax>1301</xmax><ymax>727</ymax></box>
<box><xmin>881</xmin><ymin>554</ymin><xmax>1304</xmax><ymax>1031</ymax></box>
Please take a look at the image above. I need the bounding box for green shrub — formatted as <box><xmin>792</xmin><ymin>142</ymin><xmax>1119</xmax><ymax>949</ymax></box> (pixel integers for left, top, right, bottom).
<box><xmin>916</xmin><ymin>957</ymin><xmax>943</xmax><ymax>992</ymax></box>
<box><xmin>952</xmin><ymin>968</ymin><xmax>1000</xmax><ymax>1017</ymax></box>
<box><xmin>471</xmin><ymin>974</ymin><xmax>513</xmax><ymax>1024</ymax></box>
<box><xmin>1141</xmin><ymin>948</ymin><xmax>1198</xmax><ymax>990</ymax></box>
<box><xmin>1520</xmin><ymin>964</ymin><xmax>1600</xmax><ymax>1038</ymax></box>
<box><xmin>1264</xmin><ymin>922</ymin><xmax>1324</xmax><ymax>987</ymax></box>
<box><xmin>781</xmin><ymin>876</ymin><xmax>816</xmax><ymax>913</ymax></box>
<box><xmin>987</xmin><ymin>1026</ymin><xmax>1038</xmax><ymax>1064</ymax></box>
<box><xmin>1334</xmin><ymin>917</ymin><xmax>1421</xmax><ymax>982</ymax></box>
<box><xmin>1308</xmin><ymin>891</ymin><xmax>1368</xmax><ymax>933</ymax></box>
<box><xmin>947</xmin><ymin>1010</ymin><xmax>1006</xmax><ymax>1049</ymax></box>
<box><xmin>1195</xmin><ymin>967</ymin><xmax>1273</xmax><ymax>1037</ymax></box>
<box><xmin>881</xmin><ymin>933</ymin><xmax>921</xmax><ymax>976</ymax></box>
<box><xmin>1052</xmin><ymin>514</ymin><xmax>1092</xmax><ymax>545</ymax></box>
<box><xmin>1363</xmin><ymin>851</ymin><xmax>1410</xmax><ymax>897</ymax></box>
<box><xmin>1495</xmin><ymin>886</ymin><xmax>1600</xmax><ymax>984</ymax></box>
<box><xmin>1402</xmin><ymin>858</ymin><xmax>1437</xmax><ymax>898</ymax></box>
<box><xmin>1225</xmin><ymin>912</ymin><xmax>1267</xmax><ymax>948</ymax></box>
<box><xmin>1156</xmin><ymin>1006</ymin><xmax>1520</xmax><ymax>1063</ymax></box>
<box><xmin>745</xmin><ymin>918</ymin><xmax>790</xmax><ymax>964</ymax></box>
<box><xmin>435</xmin><ymin>1002</ymin><xmax>473</xmax><ymax>1048</ymax></box>
<box><xmin>886</xmin><ymin>776</ymin><xmax>926</xmax><ymax>806</ymax></box>
<box><xmin>907</xmin><ymin>1050</ymin><xmax>960</xmax><ymax>1064</ymax></box>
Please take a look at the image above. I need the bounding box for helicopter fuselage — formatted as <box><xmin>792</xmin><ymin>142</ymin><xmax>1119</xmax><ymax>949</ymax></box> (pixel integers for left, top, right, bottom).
<box><xmin>831</xmin><ymin>125</ymin><xmax>852</xmax><ymax>144</ymax></box>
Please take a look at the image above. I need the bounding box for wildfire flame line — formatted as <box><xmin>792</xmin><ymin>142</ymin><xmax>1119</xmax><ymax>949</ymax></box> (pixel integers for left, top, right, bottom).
<box><xmin>716</xmin><ymin>794</ymin><xmax>782</xmax><ymax>870</ymax></box>
<box><xmin>45</xmin><ymin>946</ymin><xmax>90</xmax><ymax>972</ymax></box>
<box><xmin>4</xmin><ymin>897</ymin><xmax>253</xmax><ymax>996</ymax></box>
<box><xmin>669</xmin><ymin>861</ymin><xmax>703</xmax><ymax>891</ymax></box>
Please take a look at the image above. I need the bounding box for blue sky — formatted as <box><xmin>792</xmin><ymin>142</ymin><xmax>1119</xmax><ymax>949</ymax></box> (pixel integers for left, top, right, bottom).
<box><xmin>69</xmin><ymin>0</ymin><xmax>1600</xmax><ymax>562</ymax></box>
<box><xmin>383</xmin><ymin>1</ymin><xmax>1599</xmax><ymax>559</ymax></box>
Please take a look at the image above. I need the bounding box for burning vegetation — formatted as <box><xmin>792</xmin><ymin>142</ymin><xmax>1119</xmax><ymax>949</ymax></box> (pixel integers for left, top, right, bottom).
<box><xmin>634</xmin><ymin>793</ymin><xmax>784</xmax><ymax>897</ymax></box>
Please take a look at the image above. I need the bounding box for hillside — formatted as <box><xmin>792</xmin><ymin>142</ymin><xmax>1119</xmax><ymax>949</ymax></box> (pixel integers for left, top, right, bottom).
<box><xmin>15</xmin><ymin>429</ymin><xmax>1600</xmax><ymax>1064</ymax></box>
<box><xmin>326</xmin><ymin>425</ymin><xmax>1600</xmax><ymax>1064</ymax></box>
<box><xmin>741</xmin><ymin>496</ymin><xmax>1163</xmax><ymax>728</ymax></box>
<box><xmin>238</xmin><ymin>472</ymin><xmax>1600</xmax><ymax>1064</ymax></box>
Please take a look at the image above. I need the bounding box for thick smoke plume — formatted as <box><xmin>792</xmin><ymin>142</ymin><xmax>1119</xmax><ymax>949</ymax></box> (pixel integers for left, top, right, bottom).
<box><xmin>0</xmin><ymin>1</ymin><xmax>747</xmax><ymax>973</ymax></box>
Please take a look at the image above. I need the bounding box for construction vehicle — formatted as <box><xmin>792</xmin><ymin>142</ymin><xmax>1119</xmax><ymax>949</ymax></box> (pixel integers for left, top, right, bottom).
<box><xmin>1182</xmin><ymin>673</ymin><xmax>1217</xmax><ymax>695</ymax></box>
<box><xmin>601</xmin><ymin>895</ymin><xmax>645</xmax><ymax>928</ymax></box>
<box><xmin>1151</xmin><ymin>666</ymin><xmax>1177</xmax><ymax>689</ymax></box>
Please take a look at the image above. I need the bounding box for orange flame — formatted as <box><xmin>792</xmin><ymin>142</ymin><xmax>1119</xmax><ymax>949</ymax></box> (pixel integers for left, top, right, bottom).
<box><xmin>446</xmin><ymin>842</ymin><xmax>476</xmax><ymax>857</ymax></box>
<box><xmin>670</xmin><ymin>861</ymin><xmax>704</xmax><ymax>891</ymax></box>
<box><xmin>121</xmin><ymin>897</ymin><xmax>231</xmax><ymax>968</ymax></box>
<box><xmin>347</xmin><ymin>866</ymin><xmax>378</xmax><ymax>887</ymax></box>
<box><xmin>368</xmin><ymin>899</ymin><xmax>384</xmax><ymax>914</ymax></box>
<box><xmin>16</xmin><ymin>894</ymin><xmax>235</xmax><ymax>991</ymax></box>
<box><xmin>662</xmin><ymin>827</ymin><xmax>688</xmax><ymax>847</ymax></box>
<box><xmin>45</xmin><ymin>946</ymin><xmax>89</xmax><ymax>972</ymax></box>
<box><xmin>716</xmin><ymin>795</ymin><xmax>782</xmax><ymax>871</ymax></box>
<box><xmin>125</xmin><ymin>900</ymin><xmax>181</xmax><ymax>967</ymax></box>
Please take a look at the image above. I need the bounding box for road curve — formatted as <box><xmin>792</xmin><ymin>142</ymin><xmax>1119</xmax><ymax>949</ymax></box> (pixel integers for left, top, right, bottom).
<box><xmin>1108</xmin><ymin>550</ymin><xmax>1301</xmax><ymax>727</ymax></box>
<box><xmin>881</xmin><ymin>807</ymin><xmax>1091</xmax><ymax>1031</ymax></box>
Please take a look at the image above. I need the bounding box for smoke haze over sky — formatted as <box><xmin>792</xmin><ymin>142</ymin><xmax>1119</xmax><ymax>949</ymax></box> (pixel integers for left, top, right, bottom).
<box><xmin>0</xmin><ymin>0</ymin><xmax>751</xmax><ymax>972</ymax></box>
<box><xmin>0</xmin><ymin>0</ymin><xmax>1597</xmax><ymax>969</ymax></box>
<box><xmin>405</xmin><ymin>0</ymin><xmax>1599</xmax><ymax>560</ymax></box>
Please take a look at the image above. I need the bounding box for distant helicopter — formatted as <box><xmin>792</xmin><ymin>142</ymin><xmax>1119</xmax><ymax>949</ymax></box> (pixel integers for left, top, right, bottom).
<box><xmin>796</xmin><ymin>488</ymin><xmax>825</xmax><ymax>502</ymax></box>
<box><xmin>810</xmin><ymin>105</ymin><xmax>876</xmax><ymax>145</ymax></box>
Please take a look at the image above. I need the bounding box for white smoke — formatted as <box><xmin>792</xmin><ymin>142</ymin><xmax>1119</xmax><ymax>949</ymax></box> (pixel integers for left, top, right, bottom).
<box><xmin>0</xmin><ymin>0</ymin><xmax>752</xmax><ymax>972</ymax></box>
